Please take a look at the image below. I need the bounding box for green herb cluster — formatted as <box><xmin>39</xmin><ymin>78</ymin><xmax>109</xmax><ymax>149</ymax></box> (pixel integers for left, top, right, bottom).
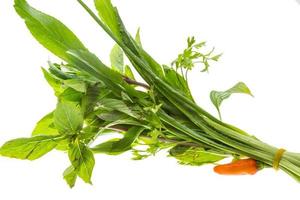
<box><xmin>1</xmin><ymin>0</ymin><xmax>300</xmax><ymax>187</ymax></box>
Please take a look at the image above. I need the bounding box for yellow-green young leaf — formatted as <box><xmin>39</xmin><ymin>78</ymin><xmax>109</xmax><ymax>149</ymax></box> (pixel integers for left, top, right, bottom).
<box><xmin>124</xmin><ymin>65</ymin><xmax>135</xmax><ymax>80</ymax></box>
<box><xmin>14</xmin><ymin>0</ymin><xmax>87</xmax><ymax>61</ymax></box>
<box><xmin>92</xmin><ymin>126</ymin><xmax>144</xmax><ymax>154</ymax></box>
<box><xmin>0</xmin><ymin>135</ymin><xmax>62</xmax><ymax>160</ymax></box>
<box><xmin>94</xmin><ymin>0</ymin><xmax>121</xmax><ymax>40</ymax></box>
<box><xmin>68</xmin><ymin>142</ymin><xmax>95</xmax><ymax>184</ymax></box>
<box><xmin>110</xmin><ymin>44</ymin><xmax>124</xmax><ymax>73</ymax></box>
<box><xmin>63</xmin><ymin>165</ymin><xmax>77</xmax><ymax>188</ymax></box>
<box><xmin>53</xmin><ymin>101</ymin><xmax>83</xmax><ymax>134</ymax></box>
<box><xmin>135</xmin><ymin>27</ymin><xmax>142</xmax><ymax>47</ymax></box>
<box><xmin>210</xmin><ymin>82</ymin><xmax>253</xmax><ymax>120</ymax></box>
<box><xmin>42</xmin><ymin>68</ymin><xmax>64</xmax><ymax>96</ymax></box>
<box><xmin>64</xmin><ymin>79</ymin><xmax>86</xmax><ymax>93</ymax></box>
<box><xmin>32</xmin><ymin>112</ymin><xmax>59</xmax><ymax>136</ymax></box>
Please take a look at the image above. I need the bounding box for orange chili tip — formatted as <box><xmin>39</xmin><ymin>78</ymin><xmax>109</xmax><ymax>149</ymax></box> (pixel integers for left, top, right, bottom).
<box><xmin>213</xmin><ymin>158</ymin><xmax>258</xmax><ymax>175</ymax></box>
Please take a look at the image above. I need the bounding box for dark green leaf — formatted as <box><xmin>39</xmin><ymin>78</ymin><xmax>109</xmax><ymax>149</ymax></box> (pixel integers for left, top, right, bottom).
<box><xmin>0</xmin><ymin>135</ymin><xmax>63</xmax><ymax>160</ymax></box>
<box><xmin>53</xmin><ymin>101</ymin><xmax>83</xmax><ymax>134</ymax></box>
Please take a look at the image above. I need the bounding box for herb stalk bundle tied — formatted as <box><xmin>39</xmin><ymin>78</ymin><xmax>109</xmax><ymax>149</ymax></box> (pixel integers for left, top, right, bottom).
<box><xmin>1</xmin><ymin>0</ymin><xmax>300</xmax><ymax>187</ymax></box>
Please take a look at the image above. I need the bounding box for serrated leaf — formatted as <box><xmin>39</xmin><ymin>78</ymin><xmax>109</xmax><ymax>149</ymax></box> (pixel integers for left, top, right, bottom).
<box><xmin>53</xmin><ymin>101</ymin><xmax>83</xmax><ymax>134</ymax></box>
<box><xmin>14</xmin><ymin>0</ymin><xmax>87</xmax><ymax>61</ymax></box>
<box><xmin>210</xmin><ymin>82</ymin><xmax>253</xmax><ymax>120</ymax></box>
<box><xmin>32</xmin><ymin>112</ymin><xmax>59</xmax><ymax>136</ymax></box>
<box><xmin>0</xmin><ymin>135</ymin><xmax>62</xmax><ymax>160</ymax></box>
<box><xmin>92</xmin><ymin>126</ymin><xmax>144</xmax><ymax>154</ymax></box>
<box><xmin>169</xmin><ymin>145</ymin><xmax>226</xmax><ymax>166</ymax></box>
<box><xmin>68</xmin><ymin>142</ymin><xmax>95</xmax><ymax>184</ymax></box>
<box><xmin>110</xmin><ymin>44</ymin><xmax>124</xmax><ymax>73</ymax></box>
<box><xmin>63</xmin><ymin>165</ymin><xmax>77</xmax><ymax>188</ymax></box>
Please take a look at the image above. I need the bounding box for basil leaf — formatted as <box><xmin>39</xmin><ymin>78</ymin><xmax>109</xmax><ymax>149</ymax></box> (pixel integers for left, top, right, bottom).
<box><xmin>54</xmin><ymin>101</ymin><xmax>83</xmax><ymax>134</ymax></box>
<box><xmin>92</xmin><ymin>126</ymin><xmax>144</xmax><ymax>154</ymax></box>
<box><xmin>210</xmin><ymin>82</ymin><xmax>253</xmax><ymax>120</ymax></box>
<box><xmin>110</xmin><ymin>44</ymin><xmax>124</xmax><ymax>73</ymax></box>
<box><xmin>0</xmin><ymin>135</ymin><xmax>62</xmax><ymax>160</ymax></box>
<box><xmin>68</xmin><ymin>142</ymin><xmax>95</xmax><ymax>184</ymax></box>
<box><xmin>32</xmin><ymin>112</ymin><xmax>59</xmax><ymax>136</ymax></box>
<box><xmin>59</xmin><ymin>88</ymin><xmax>83</xmax><ymax>102</ymax></box>
<box><xmin>14</xmin><ymin>0</ymin><xmax>87</xmax><ymax>61</ymax></box>
<box><xmin>63</xmin><ymin>165</ymin><xmax>77</xmax><ymax>188</ymax></box>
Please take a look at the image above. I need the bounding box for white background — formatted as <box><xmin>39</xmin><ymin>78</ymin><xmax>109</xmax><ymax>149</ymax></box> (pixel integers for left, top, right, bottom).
<box><xmin>1</xmin><ymin>0</ymin><xmax>300</xmax><ymax>199</ymax></box>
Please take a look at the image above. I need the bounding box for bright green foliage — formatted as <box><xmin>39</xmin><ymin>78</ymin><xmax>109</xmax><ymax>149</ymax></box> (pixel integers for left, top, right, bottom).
<box><xmin>54</xmin><ymin>101</ymin><xmax>84</xmax><ymax>134</ymax></box>
<box><xmin>68</xmin><ymin>141</ymin><xmax>95</xmax><ymax>184</ymax></box>
<box><xmin>0</xmin><ymin>135</ymin><xmax>63</xmax><ymax>160</ymax></box>
<box><xmin>14</xmin><ymin>0</ymin><xmax>87</xmax><ymax>61</ymax></box>
<box><xmin>110</xmin><ymin>44</ymin><xmax>124</xmax><ymax>73</ymax></box>
<box><xmin>32</xmin><ymin>112</ymin><xmax>58</xmax><ymax>136</ymax></box>
<box><xmin>172</xmin><ymin>36</ymin><xmax>222</xmax><ymax>72</ymax></box>
<box><xmin>169</xmin><ymin>145</ymin><xmax>226</xmax><ymax>166</ymax></box>
<box><xmin>1</xmin><ymin>0</ymin><xmax>299</xmax><ymax>189</ymax></box>
<box><xmin>210</xmin><ymin>82</ymin><xmax>253</xmax><ymax>120</ymax></box>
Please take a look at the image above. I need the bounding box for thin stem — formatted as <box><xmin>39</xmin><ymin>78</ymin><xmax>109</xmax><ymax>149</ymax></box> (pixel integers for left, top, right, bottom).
<box><xmin>122</xmin><ymin>76</ymin><xmax>150</xmax><ymax>89</ymax></box>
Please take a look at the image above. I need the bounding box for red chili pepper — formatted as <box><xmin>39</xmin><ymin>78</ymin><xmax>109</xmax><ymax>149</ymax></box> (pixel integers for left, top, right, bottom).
<box><xmin>213</xmin><ymin>158</ymin><xmax>258</xmax><ymax>175</ymax></box>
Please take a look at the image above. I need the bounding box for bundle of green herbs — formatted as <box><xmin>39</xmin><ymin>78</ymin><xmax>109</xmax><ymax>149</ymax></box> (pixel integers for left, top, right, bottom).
<box><xmin>1</xmin><ymin>0</ymin><xmax>300</xmax><ymax>187</ymax></box>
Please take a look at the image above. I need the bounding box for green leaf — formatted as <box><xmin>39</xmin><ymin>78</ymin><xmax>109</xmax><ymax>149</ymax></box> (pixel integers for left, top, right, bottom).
<box><xmin>59</xmin><ymin>88</ymin><xmax>83</xmax><ymax>102</ymax></box>
<box><xmin>135</xmin><ymin>27</ymin><xmax>142</xmax><ymax>47</ymax></box>
<box><xmin>163</xmin><ymin>65</ymin><xmax>193</xmax><ymax>101</ymax></box>
<box><xmin>169</xmin><ymin>145</ymin><xmax>226</xmax><ymax>166</ymax></box>
<box><xmin>124</xmin><ymin>65</ymin><xmax>135</xmax><ymax>80</ymax></box>
<box><xmin>64</xmin><ymin>79</ymin><xmax>86</xmax><ymax>93</ymax></box>
<box><xmin>63</xmin><ymin>165</ymin><xmax>77</xmax><ymax>188</ymax></box>
<box><xmin>53</xmin><ymin>101</ymin><xmax>83</xmax><ymax>134</ymax></box>
<box><xmin>210</xmin><ymin>82</ymin><xmax>253</xmax><ymax>120</ymax></box>
<box><xmin>94</xmin><ymin>0</ymin><xmax>121</xmax><ymax>40</ymax></box>
<box><xmin>42</xmin><ymin>68</ymin><xmax>63</xmax><ymax>96</ymax></box>
<box><xmin>110</xmin><ymin>44</ymin><xmax>124</xmax><ymax>73</ymax></box>
<box><xmin>32</xmin><ymin>112</ymin><xmax>59</xmax><ymax>136</ymax></box>
<box><xmin>14</xmin><ymin>0</ymin><xmax>87</xmax><ymax>61</ymax></box>
<box><xmin>0</xmin><ymin>135</ymin><xmax>62</xmax><ymax>160</ymax></box>
<box><xmin>81</xmin><ymin>83</ymin><xmax>102</xmax><ymax>117</ymax></box>
<box><xmin>68</xmin><ymin>142</ymin><xmax>95</xmax><ymax>184</ymax></box>
<box><xmin>92</xmin><ymin>126</ymin><xmax>144</xmax><ymax>154</ymax></box>
<box><xmin>99</xmin><ymin>98</ymin><xmax>140</xmax><ymax>119</ymax></box>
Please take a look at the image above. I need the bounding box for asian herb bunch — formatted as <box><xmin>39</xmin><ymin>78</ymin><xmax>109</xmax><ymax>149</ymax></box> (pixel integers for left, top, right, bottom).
<box><xmin>1</xmin><ymin>0</ymin><xmax>300</xmax><ymax>187</ymax></box>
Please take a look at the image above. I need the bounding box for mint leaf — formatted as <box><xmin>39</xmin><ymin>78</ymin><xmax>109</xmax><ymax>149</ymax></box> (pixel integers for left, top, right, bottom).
<box><xmin>32</xmin><ymin>112</ymin><xmax>59</xmax><ymax>136</ymax></box>
<box><xmin>0</xmin><ymin>135</ymin><xmax>62</xmax><ymax>160</ymax></box>
<box><xmin>68</xmin><ymin>142</ymin><xmax>95</xmax><ymax>184</ymax></box>
<box><xmin>110</xmin><ymin>44</ymin><xmax>124</xmax><ymax>73</ymax></box>
<box><xmin>210</xmin><ymin>82</ymin><xmax>253</xmax><ymax>120</ymax></box>
<box><xmin>53</xmin><ymin>101</ymin><xmax>83</xmax><ymax>134</ymax></box>
<box><xmin>14</xmin><ymin>0</ymin><xmax>87</xmax><ymax>61</ymax></box>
